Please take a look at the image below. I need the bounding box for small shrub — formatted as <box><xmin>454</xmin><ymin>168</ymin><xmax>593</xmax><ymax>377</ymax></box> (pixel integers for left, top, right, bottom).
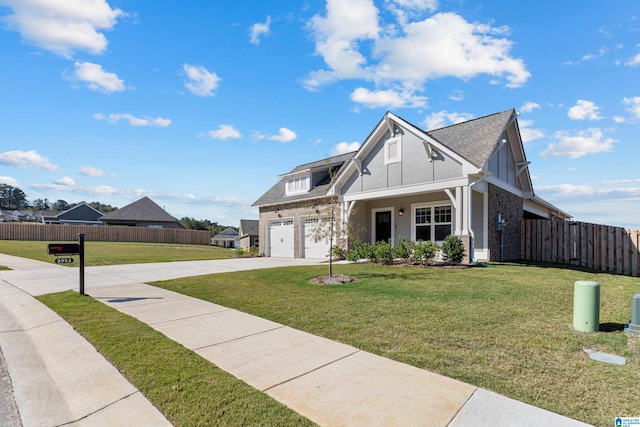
<box><xmin>375</xmin><ymin>240</ymin><xmax>395</xmax><ymax>265</ymax></box>
<box><xmin>412</xmin><ymin>240</ymin><xmax>438</xmax><ymax>265</ymax></box>
<box><xmin>359</xmin><ymin>241</ymin><xmax>378</xmax><ymax>263</ymax></box>
<box><xmin>395</xmin><ymin>236</ymin><xmax>414</xmax><ymax>263</ymax></box>
<box><xmin>249</xmin><ymin>246</ymin><xmax>259</xmax><ymax>257</ymax></box>
<box><xmin>441</xmin><ymin>235</ymin><xmax>465</xmax><ymax>265</ymax></box>
<box><xmin>235</xmin><ymin>248</ymin><xmax>246</xmax><ymax>257</ymax></box>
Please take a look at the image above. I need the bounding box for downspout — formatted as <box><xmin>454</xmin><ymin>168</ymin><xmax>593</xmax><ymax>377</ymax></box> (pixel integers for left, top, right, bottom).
<box><xmin>466</xmin><ymin>173</ymin><xmax>487</xmax><ymax>263</ymax></box>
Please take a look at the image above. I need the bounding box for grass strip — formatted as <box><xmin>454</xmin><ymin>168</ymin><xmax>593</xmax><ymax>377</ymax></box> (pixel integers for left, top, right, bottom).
<box><xmin>38</xmin><ymin>291</ymin><xmax>315</xmax><ymax>427</ymax></box>
<box><xmin>0</xmin><ymin>241</ymin><xmax>234</xmax><ymax>266</ymax></box>
<box><xmin>153</xmin><ymin>263</ymin><xmax>640</xmax><ymax>427</ymax></box>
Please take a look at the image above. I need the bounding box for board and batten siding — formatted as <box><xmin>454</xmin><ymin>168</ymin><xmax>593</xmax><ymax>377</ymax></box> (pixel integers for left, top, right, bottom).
<box><xmin>342</xmin><ymin>130</ymin><xmax>463</xmax><ymax>195</ymax></box>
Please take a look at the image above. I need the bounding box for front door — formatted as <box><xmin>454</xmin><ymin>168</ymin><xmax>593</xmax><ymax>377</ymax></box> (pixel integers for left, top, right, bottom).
<box><xmin>375</xmin><ymin>211</ymin><xmax>392</xmax><ymax>243</ymax></box>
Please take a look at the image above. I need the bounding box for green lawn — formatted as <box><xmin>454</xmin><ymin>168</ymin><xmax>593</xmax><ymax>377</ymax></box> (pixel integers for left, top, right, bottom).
<box><xmin>0</xmin><ymin>240</ymin><xmax>234</xmax><ymax>266</ymax></box>
<box><xmin>37</xmin><ymin>291</ymin><xmax>315</xmax><ymax>427</ymax></box>
<box><xmin>151</xmin><ymin>263</ymin><xmax>640</xmax><ymax>427</ymax></box>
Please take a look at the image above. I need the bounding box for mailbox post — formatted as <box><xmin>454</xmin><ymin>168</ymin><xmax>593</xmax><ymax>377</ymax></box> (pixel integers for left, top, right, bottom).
<box><xmin>47</xmin><ymin>233</ymin><xmax>86</xmax><ymax>295</ymax></box>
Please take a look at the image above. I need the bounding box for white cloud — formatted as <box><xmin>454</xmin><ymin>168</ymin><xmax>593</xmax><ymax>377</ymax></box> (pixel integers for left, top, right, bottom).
<box><xmin>384</xmin><ymin>0</ymin><xmax>439</xmax><ymax>26</ymax></box>
<box><xmin>0</xmin><ymin>150</ymin><xmax>58</xmax><ymax>171</ymax></box>
<box><xmin>268</xmin><ymin>127</ymin><xmax>297</xmax><ymax>143</ymax></box>
<box><xmin>0</xmin><ymin>176</ymin><xmax>19</xmax><ymax>187</ymax></box>
<box><xmin>68</xmin><ymin>61</ymin><xmax>125</xmax><ymax>93</ymax></box>
<box><xmin>581</xmin><ymin>47</ymin><xmax>608</xmax><ymax>61</ymax></box>
<box><xmin>182</xmin><ymin>64</ymin><xmax>220</xmax><ymax>97</ymax></box>
<box><xmin>622</xmin><ymin>96</ymin><xmax>640</xmax><ymax>119</ymax></box>
<box><xmin>304</xmin><ymin>0</ymin><xmax>381</xmax><ymax>89</ymax></box>
<box><xmin>447</xmin><ymin>89</ymin><xmax>464</xmax><ymax>101</ymax></box>
<box><xmin>625</xmin><ymin>53</ymin><xmax>640</xmax><ymax>67</ymax></box>
<box><xmin>520</xmin><ymin>101</ymin><xmax>540</xmax><ymax>113</ymax></box>
<box><xmin>249</xmin><ymin>16</ymin><xmax>271</xmax><ymax>45</ymax></box>
<box><xmin>207</xmin><ymin>124</ymin><xmax>241</xmax><ymax>140</ymax></box>
<box><xmin>540</xmin><ymin>128</ymin><xmax>615</xmax><ymax>159</ymax></box>
<box><xmin>518</xmin><ymin>119</ymin><xmax>544</xmax><ymax>143</ymax></box>
<box><xmin>567</xmin><ymin>100</ymin><xmax>602</xmax><ymax>121</ymax></box>
<box><xmin>305</xmin><ymin>5</ymin><xmax>530</xmax><ymax>94</ymax></box>
<box><xmin>350</xmin><ymin>87</ymin><xmax>427</xmax><ymax>108</ymax></box>
<box><xmin>331</xmin><ymin>141</ymin><xmax>361</xmax><ymax>155</ymax></box>
<box><xmin>55</xmin><ymin>176</ymin><xmax>75</xmax><ymax>186</ymax></box>
<box><xmin>94</xmin><ymin>112</ymin><xmax>171</xmax><ymax>127</ymax></box>
<box><xmin>424</xmin><ymin>110</ymin><xmax>474</xmax><ymax>129</ymax></box>
<box><xmin>78</xmin><ymin>165</ymin><xmax>113</xmax><ymax>177</ymax></box>
<box><xmin>0</xmin><ymin>0</ymin><xmax>124</xmax><ymax>58</ymax></box>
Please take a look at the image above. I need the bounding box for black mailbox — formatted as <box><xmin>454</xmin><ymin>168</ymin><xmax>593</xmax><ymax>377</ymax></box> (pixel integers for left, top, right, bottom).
<box><xmin>47</xmin><ymin>243</ymin><xmax>80</xmax><ymax>255</ymax></box>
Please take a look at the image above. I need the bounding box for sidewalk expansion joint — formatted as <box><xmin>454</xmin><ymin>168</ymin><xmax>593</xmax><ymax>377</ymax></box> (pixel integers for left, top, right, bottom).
<box><xmin>446</xmin><ymin>387</ymin><xmax>478</xmax><ymax>426</ymax></box>
<box><xmin>0</xmin><ymin>318</ymin><xmax>64</xmax><ymax>334</ymax></box>
<box><xmin>262</xmin><ymin>349</ymin><xmax>361</xmax><ymax>393</ymax></box>
<box><xmin>148</xmin><ymin>308</ymin><xmax>232</xmax><ymax>326</ymax></box>
<box><xmin>54</xmin><ymin>391</ymin><xmax>142</xmax><ymax>427</ymax></box>
<box><xmin>192</xmin><ymin>325</ymin><xmax>287</xmax><ymax>351</ymax></box>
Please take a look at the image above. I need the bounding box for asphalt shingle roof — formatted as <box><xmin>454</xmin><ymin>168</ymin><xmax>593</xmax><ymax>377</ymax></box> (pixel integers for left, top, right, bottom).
<box><xmin>252</xmin><ymin>110</ymin><xmax>515</xmax><ymax>207</ymax></box>
<box><xmin>99</xmin><ymin>197</ymin><xmax>180</xmax><ymax>223</ymax></box>
<box><xmin>426</xmin><ymin>109</ymin><xmax>514</xmax><ymax>168</ymax></box>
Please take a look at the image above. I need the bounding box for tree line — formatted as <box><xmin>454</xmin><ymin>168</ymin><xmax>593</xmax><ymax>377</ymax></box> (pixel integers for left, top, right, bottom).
<box><xmin>1</xmin><ymin>183</ymin><xmax>235</xmax><ymax>234</ymax></box>
<box><xmin>0</xmin><ymin>183</ymin><xmax>117</xmax><ymax>212</ymax></box>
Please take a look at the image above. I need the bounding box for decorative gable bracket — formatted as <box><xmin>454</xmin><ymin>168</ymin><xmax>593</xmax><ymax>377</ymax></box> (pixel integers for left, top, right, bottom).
<box><xmin>422</xmin><ymin>140</ymin><xmax>438</xmax><ymax>162</ymax></box>
<box><xmin>516</xmin><ymin>161</ymin><xmax>531</xmax><ymax>177</ymax></box>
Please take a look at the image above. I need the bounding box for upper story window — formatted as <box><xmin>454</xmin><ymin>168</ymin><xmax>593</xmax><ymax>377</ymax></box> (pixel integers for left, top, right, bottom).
<box><xmin>285</xmin><ymin>175</ymin><xmax>310</xmax><ymax>196</ymax></box>
<box><xmin>384</xmin><ymin>136</ymin><xmax>402</xmax><ymax>164</ymax></box>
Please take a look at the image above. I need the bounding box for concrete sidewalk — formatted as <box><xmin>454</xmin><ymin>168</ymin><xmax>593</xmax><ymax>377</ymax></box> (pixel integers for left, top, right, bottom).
<box><xmin>0</xmin><ymin>254</ymin><xmax>592</xmax><ymax>426</ymax></box>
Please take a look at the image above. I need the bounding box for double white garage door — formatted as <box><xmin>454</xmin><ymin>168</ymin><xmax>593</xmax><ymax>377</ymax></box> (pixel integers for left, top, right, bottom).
<box><xmin>268</xmin><ymin>219</ymin><xmax>330</xmax><ymax>259</ymax></box>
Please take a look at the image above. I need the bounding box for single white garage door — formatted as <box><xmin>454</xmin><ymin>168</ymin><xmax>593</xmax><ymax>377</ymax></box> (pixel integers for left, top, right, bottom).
<box><xmin>269</xmin><ymin>220</ymin><xmax>294</xmax><ymax>257</ymax></box>
<box><xmin>303</xmin><ymin>218</ymin><xmax>331</xmax><ymax>259</ymax></box>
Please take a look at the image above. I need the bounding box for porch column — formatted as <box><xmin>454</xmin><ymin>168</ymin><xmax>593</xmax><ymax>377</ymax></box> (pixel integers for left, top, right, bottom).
<box><xmin>461</xmin><ymin>184</ymin><xmax>470</xmax><ymax>235</ymax></box>
<box><xmin>445</xmin><ymin>186</ymin><xmax>463</xmax><ymax>235</ymax></box>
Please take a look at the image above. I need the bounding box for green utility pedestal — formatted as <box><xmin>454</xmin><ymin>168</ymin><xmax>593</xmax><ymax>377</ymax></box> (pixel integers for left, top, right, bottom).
<box><xmin>573</xmin><ymin>281</ymin><xmax>600</xmax><ymax>333</ymax></box>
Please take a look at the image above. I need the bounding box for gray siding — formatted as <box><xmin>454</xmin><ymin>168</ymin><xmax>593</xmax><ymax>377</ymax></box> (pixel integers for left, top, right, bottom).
<box><xmin>472</xmin><ymin>190</ymin><xmax>485</xmax><ymax>251</ymax></box>
<box><xmin>486</xmin><ymin>139</ymin><xmax>521</xmax><ymax>190</ymax></box>
<box><xmin>343</xmin><ymin>130</ymin><xmax>463</xmax><ymax>196</ymax></box>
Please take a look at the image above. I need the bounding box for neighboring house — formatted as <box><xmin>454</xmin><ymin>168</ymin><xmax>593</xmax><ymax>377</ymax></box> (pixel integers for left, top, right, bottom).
<box><xmin>99</xmin><ymin>197</ymin><xmax>185</xmax><ymax>229</ymax></box>
<box><xmin>211</xmin><ymin>227</ymin><xmax>239</xmax><ymax>248</ymax></box>
<box><xmin>238</xmin><ymin>219</ymin><xmax>259</xmax><ymax>250</ymax></box>
<box><xmin>252</xmin><ymin>109</ymin><xmax>570</xmax><ymax>262</ymax></box>
<box><xmin>40</xmin><ymin>203</ymin><xmax>105</xmax><ymax>225</ymax></box>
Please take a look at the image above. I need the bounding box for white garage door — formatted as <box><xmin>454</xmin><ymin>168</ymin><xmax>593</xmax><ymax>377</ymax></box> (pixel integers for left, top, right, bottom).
<box><xmin>303</xmin><ymin>218</ymin><xmax>331</xmax><ymax>259</ymax></box>
<box><xmin>269</xmin><ymin>220</ymin><xmax>294</xmax><ymax>257</ymax></box>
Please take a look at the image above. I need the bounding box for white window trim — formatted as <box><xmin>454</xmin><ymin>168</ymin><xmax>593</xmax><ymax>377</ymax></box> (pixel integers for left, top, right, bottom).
<box><xmin>410</xmin><ymin>202</ymin><xmax>453</xmax><ymax>243</ymax></box>
<box><xmin>384</xmin><ymin>136</ymin><xmax>402</xmax><ymax>165</ymax></box>
<box><xmin>285</xmin><ymin>174</ymin><xmax>310</xmax><ymax>196</ymax></box>
<box><xmin>371</xmin><ymin>207</ymin><xmax>395</xmax><ymax>245</ymax></box>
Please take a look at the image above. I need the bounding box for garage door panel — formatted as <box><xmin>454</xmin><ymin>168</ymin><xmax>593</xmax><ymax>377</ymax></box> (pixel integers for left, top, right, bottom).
<box><xmin>303</xmin><ymin>218</ymin><xmax>331</xmax><ymax>259</ymax></box>
<box><xmin>269</xmin><ymin>221</ymin><xmax>294</xmax><ymax>258</ymax></box>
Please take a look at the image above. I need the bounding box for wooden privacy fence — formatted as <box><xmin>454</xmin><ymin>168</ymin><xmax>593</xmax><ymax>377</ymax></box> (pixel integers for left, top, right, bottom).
<box><xmin>522</xmin><ymin>219</ymin><xmax>640</xmax><ymax>277</ymax></box>
<box><xmin>0</xmin><ymin>223</ymin><xmax>211</xmax><ymax>246</ymax></box>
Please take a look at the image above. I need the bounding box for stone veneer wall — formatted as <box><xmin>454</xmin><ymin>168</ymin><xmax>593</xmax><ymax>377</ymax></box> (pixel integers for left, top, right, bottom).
<box><xmin>487</xmin><ymin>184</ymin><xmax>523</xmax><ymax>261</ymax></box>
<box><xmin>258</xmin><ymin>198</ymin><xmax>335</xmax><ymax>258</ymax></box>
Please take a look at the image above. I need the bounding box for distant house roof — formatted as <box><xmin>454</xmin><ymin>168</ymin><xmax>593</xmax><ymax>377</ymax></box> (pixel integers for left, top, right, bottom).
<box><xmin>239</xmin><ymin>219</ymin><xmax>258</xmax><ymax>237</ymax></box>
<box><xmin>212</xmin><ymin>227</ymin><xmax>239</xmax><ymax>241</ymax></box>
<box><xmin>99</xmin><ymin>197</ymin><xmax>184</xmax><ymax>227</ymax></box>
<box><xmin>56</xmin><ymin>203</ymin><xmax>104</xmax><ymax>223</ymax></box>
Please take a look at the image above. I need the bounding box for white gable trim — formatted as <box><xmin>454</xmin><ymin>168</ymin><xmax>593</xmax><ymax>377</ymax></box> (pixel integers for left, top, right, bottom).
<box><xmin>332</xmin><ymin>112</ymin><xmax>480</xmax><ymax>193</ymax></box>
<box><xmin>342</xmin><ymin>177</ymin><xmax>470</xmax><ymax>202</ymax></box>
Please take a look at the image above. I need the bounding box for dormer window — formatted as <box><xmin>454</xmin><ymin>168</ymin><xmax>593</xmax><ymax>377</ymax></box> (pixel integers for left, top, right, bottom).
<box><xmin>285</xmin><ymin>175</ymin><xmax>310</xmax><ymax>196</ymax></box>
<box><xmin>384</xmin><ymin>136</ymin><xmax>402</xmax><ymax>164</ymax></box>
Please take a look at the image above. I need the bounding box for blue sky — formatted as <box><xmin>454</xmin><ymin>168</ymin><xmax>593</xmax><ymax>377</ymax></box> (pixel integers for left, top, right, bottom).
<box><xmin>0</xmin><ymin>0</ymin><xmax>639</xmax><ymax>229</ymax></box>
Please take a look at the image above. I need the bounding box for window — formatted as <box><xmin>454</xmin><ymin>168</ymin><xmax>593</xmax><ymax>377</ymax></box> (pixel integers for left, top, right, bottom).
<box><xmin>285</xmin><ymin>175</ymin><xmax>310</xmax><ymax>196</ymax></box>
<box><xmin>412</xmin><ymin>204</ymin><xmax>453</xmax><ymax>242</ymax></box>
<box><xmin>384</xmin><ymin>137</ymin><xmax>401</xmax><ymax>164</ymax></box>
